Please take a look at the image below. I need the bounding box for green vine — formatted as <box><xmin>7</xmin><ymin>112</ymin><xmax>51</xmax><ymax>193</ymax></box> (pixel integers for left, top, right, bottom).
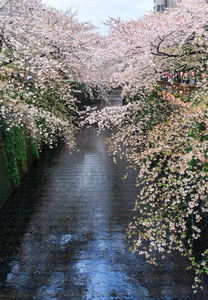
<box><xmin>4</xmin><ymin>126</ymin><xmax>27</xmax><ymax>187</ymax></box>
<box><xmin>30</xmin><ymin>136</ymin><xmax>40</xmax><ymax>159</ymax></box>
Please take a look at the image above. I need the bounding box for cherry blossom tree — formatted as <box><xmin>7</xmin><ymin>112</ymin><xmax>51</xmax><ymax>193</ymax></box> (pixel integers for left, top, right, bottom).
<box><xmin>0</xmin><ymin>0</ymin><xmax>110</xmax><ymax>143</ymax></box>
<box><xmin>103</xmin><ymin>0</ymin><xmax>208</xmax><ymax>97</ymax></box>
<box><xmin>0</xmin><ymin>0</ymin><xmax>111</xmax><ymax>186</ymax></box>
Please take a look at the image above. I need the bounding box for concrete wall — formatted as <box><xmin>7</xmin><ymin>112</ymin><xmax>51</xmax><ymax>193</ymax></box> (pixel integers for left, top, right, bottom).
<box><xmin>156</xmin><ymin>0</ymin><xmax>166</xmax><ymax>5</ymax></box>
<box><xmin>167</xmin><ymin>0</ymin><xmax>176</xmax><ymax>8</ymax></box>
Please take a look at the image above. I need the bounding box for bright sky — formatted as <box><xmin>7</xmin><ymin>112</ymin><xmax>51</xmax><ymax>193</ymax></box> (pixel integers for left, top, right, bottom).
<box><xmin>41</xmin><ymin>0</ymin><xmax>154</xmax><ymax>35</ymax></box>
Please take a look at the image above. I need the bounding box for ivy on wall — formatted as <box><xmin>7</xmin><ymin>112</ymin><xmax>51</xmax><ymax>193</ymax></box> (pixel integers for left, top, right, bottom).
<box><xmin>3</xmin><ymin>127</ymin><xmax>39</xmax><ymax>187</ymax></box>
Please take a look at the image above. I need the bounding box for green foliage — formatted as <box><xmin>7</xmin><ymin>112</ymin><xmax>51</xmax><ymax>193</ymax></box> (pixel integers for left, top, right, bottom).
<box><xmin>30</xmin><ymin>137</ymin><xmax>40</xmax><ymax>160</ymax></box>
<box><xmin>4</xmin><ymin>126</ymin><xmax>27</xmax><ymax>187</ymax></box>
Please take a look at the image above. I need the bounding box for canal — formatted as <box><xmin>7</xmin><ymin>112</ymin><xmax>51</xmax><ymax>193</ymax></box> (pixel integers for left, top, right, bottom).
<box><xmin>0</xmin><ymin>99</ymin><xmax>207</xmax><ymax>299</ymax></box>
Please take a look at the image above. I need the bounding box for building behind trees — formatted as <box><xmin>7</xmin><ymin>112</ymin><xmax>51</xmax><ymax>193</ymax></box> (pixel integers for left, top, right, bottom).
<box><xmin>154</xmin><ymin>0</ymin><xmax>176</xmax><ymax>12</ymax></box>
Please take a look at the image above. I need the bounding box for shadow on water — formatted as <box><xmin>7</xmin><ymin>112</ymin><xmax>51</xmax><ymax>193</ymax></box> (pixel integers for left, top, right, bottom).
<box><xmin>0</xmin><ymin>97</ymin><xmax>207</xmax><ymax>299</ymax></box>
<box><xmin>0</xmin><ymin>143</ymin><xmax>65</xmax><ymax>287</ymax></box>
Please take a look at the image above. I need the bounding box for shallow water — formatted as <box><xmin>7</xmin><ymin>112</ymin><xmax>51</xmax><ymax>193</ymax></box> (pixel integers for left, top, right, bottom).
<box><xmin>0</xmin><ymin>99</ymin><xmax>207</xmax><ymax>299</ymax></box>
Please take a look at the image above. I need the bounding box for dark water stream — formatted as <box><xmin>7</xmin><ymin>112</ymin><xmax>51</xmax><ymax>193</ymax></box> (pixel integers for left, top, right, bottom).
<box><xmin>0</xmin><ymin>99</ymin><xmax>207</xmax><ymax>299</ymax></box>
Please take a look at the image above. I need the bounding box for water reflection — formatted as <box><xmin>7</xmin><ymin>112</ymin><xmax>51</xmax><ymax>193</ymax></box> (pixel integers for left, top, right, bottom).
<box><xmin>0</xmin><ymin>98</ymin><xmax>207</xmax><ymax>299</ymax></box>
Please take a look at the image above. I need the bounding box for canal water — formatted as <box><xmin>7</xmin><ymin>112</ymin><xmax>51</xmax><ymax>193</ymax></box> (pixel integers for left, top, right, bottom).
<box><xmin>0</xmin><ymin>99</ymin><xmax>207</xmax><ymax>299</ymax></box>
